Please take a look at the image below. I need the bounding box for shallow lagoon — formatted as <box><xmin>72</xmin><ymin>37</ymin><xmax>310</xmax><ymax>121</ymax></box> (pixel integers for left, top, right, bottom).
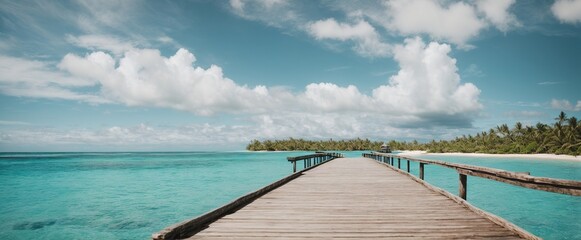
<box><xmin>0</xmin><ymin>151</ymin><xmax>579</xmax><ymax>239</ymax></box>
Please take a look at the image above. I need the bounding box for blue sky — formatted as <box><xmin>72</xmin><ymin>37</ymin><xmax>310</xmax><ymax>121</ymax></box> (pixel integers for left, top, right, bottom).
<box><xmin>0</xmin><ymin>0</ymin><xmax>580</xmax><ymax>151</ymax></box>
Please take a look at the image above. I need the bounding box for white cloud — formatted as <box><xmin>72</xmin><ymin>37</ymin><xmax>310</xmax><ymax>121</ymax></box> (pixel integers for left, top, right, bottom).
<box><xmin>0</xmin><ymin>36</ymin><xmax>483</xmax><ymax>150</ymax></box>
<box><xmin>235</xmin><ymin>0</ymin><xmax>522</xmax><ymax>54</ymax></box>
<box><xmin>475</xmin><ymin>0</ymin><xmax>519</xmax><ymax>31</ymax></box>
<box><xmin>74</xmin><ymin>0</ymin><xmax>139</xmax><ymax>32</ymax></box>
<box><xmin>0</xmin><ymin>114</ymin><xmax>470</xmax><ymax>151</ymax></box>
<box><xmin>230</xmin><ymin>0</ymin><xmax>286</xmax><ymax>12</ymax></box>
<box><xmin>2</xmin><ymin>36</ymin><xmax>481</xmax><ymax>128</ymax></box>
<box><xmin>301</xmin><ymin>83</ymin><xmax>371</xmax><ymax>112</ymax></box>
<box><xmin>228</xmin><ymin>0</ymin><xmax>296</xmax><ymax>28</ymax></box>
<box><xmin>230</xmin><ymin>0</ymin><xmax>245</xmax><ymax>12</ymax></box>
<box><xmin>62</xmin><ymin>48</ymin><xmax>274</xmax><ymax>115</ymax></box>
<box><xmin>552</xmin><ymin>0</ymin><xmax>581</xmax><ymax>24</ymax></box>
<box><xmin>372</xmin><ymin>37</ymin><xmax>481</xmax><ymax>115</ymax></box>
<box><xmin>308</xmin><ymin>18</ymin><xmax>376</xmax><ymax>41</ymax></box>
<box><xmin>0</xmin><ymin>123</ymin><xmax>254</xmax><ymax>150</ymax></box>
<box><xmin>0</xmin><ymin>55</ymin><xmax>107</xmax><ymax>103</ymax></box>
<box><xmin>551</xmin><ymin>99</ymin><xmax>581</xmax><ymax>111</ymax></box>
<box><xmin>349</xmin><ymin>0</ymin><xmax>524</xmax><ymax>49</ymax></box>
<box><xmin>307</xmin><ymin>18</ymin><xmax>391</xmax><ymax>57</ymax></box>
<box><xmin>384</xmin><ymin>0</ymin><xmax>485</xmax><ymax>48</ymax></box>
<box><xmin>66</xmin><ymin>34</ymin><xmax>136</xmax><ymax>56</ymax></box>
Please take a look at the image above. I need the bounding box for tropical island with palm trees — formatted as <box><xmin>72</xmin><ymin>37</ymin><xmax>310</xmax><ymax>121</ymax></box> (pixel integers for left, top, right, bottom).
<box><xmin>247</xmin><ymin>112</ymin><xmax>580</xmax><ymax>157</ymax></box>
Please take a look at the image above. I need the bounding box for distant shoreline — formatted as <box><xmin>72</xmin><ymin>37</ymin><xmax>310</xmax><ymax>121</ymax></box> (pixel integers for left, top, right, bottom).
<box><xmin>397</xmin><ymin>150</ymin><xmax>581</xmax><ymax>162</ymax></box>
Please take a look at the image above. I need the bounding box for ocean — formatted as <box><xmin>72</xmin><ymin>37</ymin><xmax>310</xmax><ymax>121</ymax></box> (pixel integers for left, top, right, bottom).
<box><xmin>0</xmin><ymin>151</ymin><xmax>579</xmax><ymax>239</ymax></box>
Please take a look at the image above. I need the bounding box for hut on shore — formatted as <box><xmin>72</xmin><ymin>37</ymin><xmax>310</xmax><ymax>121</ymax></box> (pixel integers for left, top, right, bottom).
<box><xmin>380</xmin><ymin>143</ymin><xmax>391</xmax><ymax>153</ymax></box>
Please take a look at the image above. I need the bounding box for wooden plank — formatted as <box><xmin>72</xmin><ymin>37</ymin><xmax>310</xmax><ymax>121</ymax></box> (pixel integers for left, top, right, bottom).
<box><xmin>172</xmin><ymin>158</ymin><xmax>535</xmax><ymax>240</ymax></box>
<box><xmin>370</xmin><ymin>159</ymin><xmax>540</xmax><ymax>240</ymax></box>
<box><xmin>151</xmin><ymin>156</ymin><xmax>338</xmax><ymax>240</ymax></box>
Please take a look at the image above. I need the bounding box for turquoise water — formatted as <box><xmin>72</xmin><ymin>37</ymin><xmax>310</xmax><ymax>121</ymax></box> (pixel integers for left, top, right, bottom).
<box><xmin>0</xmin><ymin>151</ymin><xmax>579</xmax><ymax>239</ymax></box>
<box><xmin>395</xmin><ymin>154</ymin><xmax>581</xmax><ymax>239</ymax></box>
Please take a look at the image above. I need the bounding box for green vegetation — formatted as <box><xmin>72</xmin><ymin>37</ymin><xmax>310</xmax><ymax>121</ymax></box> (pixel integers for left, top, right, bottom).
<box><xmin>246</xmin><ymin>138</ymin><xmax>383</xmax><ymax>151</ymax></box>
<box><xmin>247</xmin><ymin>112</ymin><xmax>581</xmax><ymax>156</ymax></box>
<box><xmin>389</xmin><ymin>111</ymin><xmax>581</xmax><ymax>156</ymax></box>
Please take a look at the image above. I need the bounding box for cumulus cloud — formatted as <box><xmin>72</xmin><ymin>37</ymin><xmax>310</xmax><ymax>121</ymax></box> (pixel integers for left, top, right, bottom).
<box><xmin>2</xmin><ymin>36</ymin><xmax>481</xmax><ymax>128</ymax></box>
<box><xmin>307</xmin><ymin>18</ymin><xmax>391</xmax><ymax>57</ymax></box>
<box><xmin>475</xmin><ymin>0</ymin><xmax>519</xmax><ymax>31</ymax></box>
<box><xmin>372</xmin><ymin>37</ymin><xmax>481</xmax><ymax>116</ymax></box>
<box><xmin>551</xmin><ymin>99</ymin><xmax>581</xmax><ymax>111</ymax></box>
<box><xmin>301</xmin><ymin>83</ymin><xmax>371</xmax><ymax>112</ymax></box>
<box><xmin>551</xmin><ymin>0</ymin><xmax>581</xmax><ymax>24</ymax></box>
<box><xmin>62</xmin><ymin>48</ymin><xmax>274</xmax><ymax>115</ymax></box>
<box><xmin>229</xmin><ymin>1</ymin><xmax>522</xmax><ymax>54</ymax></box>
<box><xmin>383</xmin><ymin>0</ymin><xmax>485</xmax><ymax>48</ymax></box>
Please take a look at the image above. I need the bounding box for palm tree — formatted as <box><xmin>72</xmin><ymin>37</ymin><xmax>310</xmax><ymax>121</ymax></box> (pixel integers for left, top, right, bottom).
<box><xmin>555</xmin><ymin>111</ymin><xmax>568</xmax><ymax>125</ymax></box>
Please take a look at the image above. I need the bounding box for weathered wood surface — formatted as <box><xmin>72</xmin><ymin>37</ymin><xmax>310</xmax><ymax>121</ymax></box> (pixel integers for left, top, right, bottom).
<box><xmin>152</xmin><ymin>155</ymin><xmax>337</xmax><ymax>240</ymax></box>
<box><xmin>186</xmin><ymin>158</ymin><xmax>529</xmax><ymax>240</ymax></box>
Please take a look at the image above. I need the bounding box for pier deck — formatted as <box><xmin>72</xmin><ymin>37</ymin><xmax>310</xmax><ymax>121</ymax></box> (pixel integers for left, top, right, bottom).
<box><xmin>186</xmin><ymin>157</ymin><xmax>524</xmax><ymax>239</ymax></box>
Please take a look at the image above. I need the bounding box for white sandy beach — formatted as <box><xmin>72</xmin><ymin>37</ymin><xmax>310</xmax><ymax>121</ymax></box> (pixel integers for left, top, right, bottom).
<box><xmin>396</xmin><ymin>150</ymin><xmax>581</xmax><ymax>162</ymax></box>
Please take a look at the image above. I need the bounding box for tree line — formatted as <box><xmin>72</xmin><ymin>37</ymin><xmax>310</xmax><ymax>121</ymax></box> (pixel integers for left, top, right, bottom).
<box><xmin>246</xmin><ymin>138</ymin><xmax>383</xmax><ymax>151</ymax></box>
<box><xmin>247</xmin><ymin>112</ymin><xmax>580</xmax><ymax>156</ymax></box>
<box><xmin>391</xmin><ymin>111</ymin><xmax>580</xmax><ymax>155</ymax></box>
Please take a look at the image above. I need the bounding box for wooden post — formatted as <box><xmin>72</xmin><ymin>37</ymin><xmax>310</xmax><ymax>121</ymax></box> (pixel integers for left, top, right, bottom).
<box><xmin>407</xmin><ymin>160</ymin><xmax>410</xmax><ymax>172</ymax></box>
<box><xmin>459</xmin><ymin>174</ymin><xmax>467</xmax><ymax>200</ymax></box>
<box><xmin>398</xmin><ymin>158</ymin><xmax>401</xmax><ymax>169</ymax></box>
<box><xmin>419</xmin><ymin>163</ymin><xmax>425</xmax><ymax>180</ymax></box>
<box><xmin>304</xmin><ymin>160</ymin><xmax>306</xmax><ymax>169</ymax></box>
<box><xmin>293</xmin><ymin>161</ymin><xmax>297</xmax><ymax>173</ymax></box>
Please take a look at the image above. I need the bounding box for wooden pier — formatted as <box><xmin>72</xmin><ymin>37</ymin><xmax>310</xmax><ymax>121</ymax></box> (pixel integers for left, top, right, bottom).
<box><xmin>152</xmin><ymin>151</ymin><xmax>581</xmax><ymax>239</ymax></box>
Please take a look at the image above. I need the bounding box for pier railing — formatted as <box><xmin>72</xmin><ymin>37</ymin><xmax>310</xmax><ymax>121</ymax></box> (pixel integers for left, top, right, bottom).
<box><xmin>363</xmin><ymin>152</ymin><xmax>581</xmax><ymax>199</ymax></box>
<box><xmin>287</xmin><ymin>152</ymin><xmax>344</xmax><ymax>173</ymax></box>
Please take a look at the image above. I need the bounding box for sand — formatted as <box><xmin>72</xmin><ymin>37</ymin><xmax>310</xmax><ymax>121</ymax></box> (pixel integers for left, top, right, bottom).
<box><xmin>396</xmin><ymin>150</ymin><xmax>581</xmax><ymax>162</ymax></box>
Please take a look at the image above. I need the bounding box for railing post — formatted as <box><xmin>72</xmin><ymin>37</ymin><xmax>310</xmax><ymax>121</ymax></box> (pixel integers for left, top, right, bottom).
<box><xmin>459</xmin><ymin>174</ymin><xmax>467</xmax><ymax>200</ymax></box>
<box><xmin>293</xmin><ymin>161</ymin><xmax>297</xmax><ymax>173</ymax></box>
<box><xmin>407</xmin><ymin>160</ymin><xmax>410</xmax><ymax>172</ymax></box>
<box><xmin>398</xmin><ymin>158</ymin><xmax>401</xmax><ymax>169</ymax></box>
<box><xmin>419</xmin><ymin>163</ymin><xmax>425</xmax><ymax>180</ymax></box>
